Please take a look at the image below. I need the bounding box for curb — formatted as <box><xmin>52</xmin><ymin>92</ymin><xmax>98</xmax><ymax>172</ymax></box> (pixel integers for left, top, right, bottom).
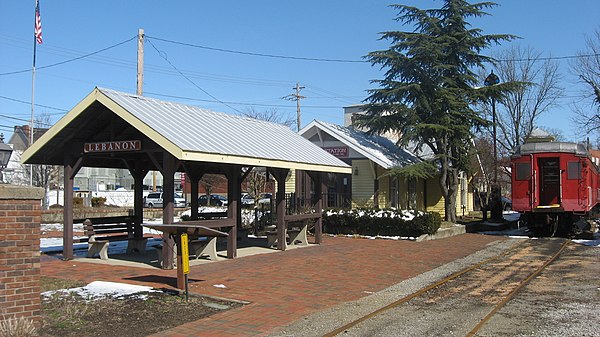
<box><xmin>416</xmin><ymin>225</ymin><xmax>466</xmax><ymax>242</ymax></box>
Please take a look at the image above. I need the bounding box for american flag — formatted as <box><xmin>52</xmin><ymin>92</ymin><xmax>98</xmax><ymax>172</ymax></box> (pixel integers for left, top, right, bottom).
<box><xmin>35</xmin><ymin>0</ymin><xmax>42</xmax><ymax>44</ymax></box>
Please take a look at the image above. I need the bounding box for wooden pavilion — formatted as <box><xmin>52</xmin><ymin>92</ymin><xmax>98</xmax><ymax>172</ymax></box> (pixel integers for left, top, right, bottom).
<box><xmin>22</xmin><ymin>87</ymin><xmax>351</xmax><ymax>287</ymax></box>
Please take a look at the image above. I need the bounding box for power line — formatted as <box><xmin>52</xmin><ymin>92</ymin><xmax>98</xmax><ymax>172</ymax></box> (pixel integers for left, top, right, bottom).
<box><xmin>144</xmin><ymin>91</ymin><xmax>345</xmax><ymax>109</ymax></box>
<box><xmin>0</xmin><ymin>36</ymin><xmax>137</xmax><ymax>76</ymax></box>
<box><xmin>145</xmin><ymin>35</ymin><xmax>600</xmax><ymax>64</ymax></box>
<box><xmin>146</xmin><ymin>35</ymin><xmax>366</xmax><ymax>63</ymax></box>
<box><xmin>0</xmin><ymin>114</ymin><xmax>54</xmax><ymax>127</ymax></box>
<box><xmin>495</xmin><ymin>53</ymin><xmax>600</xmax><ymax>63</ymax></box>
<box><xmin>0</xmin><ymin>95</ymin><xmax>68</xmax><ymax>113</ymax></box>
<box><xmin>146</xmin><ymin>38</ymin><xmax>243</xmax><ymax>114</ymax></box>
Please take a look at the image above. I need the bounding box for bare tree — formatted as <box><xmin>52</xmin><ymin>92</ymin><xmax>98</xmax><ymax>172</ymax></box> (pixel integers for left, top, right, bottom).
<box><xmin>241</xmin><ymin>107</ymin><xmax>294</xmax><ymax>201</ymax></box>
<box><xmin>199</xmin><ymin>174</ymin><xmax>226</xmax><ymax>202</ymax></box>
<box><xmin>571</xmin><ymin>28</ymin><xmax>600</xmax><ymax>134</ymax></box>
<box><xmin>486</xmin><ymin>45</ymin><xmax>563</xmax><ymax>154</ymax></box>
<box><xmin>12</xmin><ymin>114</ymin><xmax>60</xmax><ymax>209</ymax></box>
<box><xmin>242</xmin><ymin>107</ymin><xmax>295</xmax><ymax>129</ymax></box>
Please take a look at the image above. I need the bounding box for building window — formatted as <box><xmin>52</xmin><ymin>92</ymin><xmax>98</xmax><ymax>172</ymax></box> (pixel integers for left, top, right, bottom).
<box><xmin>390</xmin><ymin>177</ymin><xmax>398</xmax><ymax>208</ymax></box>
<box><xmin>408</xmin><ymin>178</ymin><xmax>417</xmax><ymax>210</ymax></box>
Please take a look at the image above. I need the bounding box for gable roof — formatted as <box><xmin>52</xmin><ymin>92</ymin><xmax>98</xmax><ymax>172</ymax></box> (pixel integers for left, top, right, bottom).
<box><xmin>7</xmin><ymin>125</ymin><xmax>49</xmax><ymax>152</ymax></box>
<box><xmin>22</xmin><ymin>88</ymin><xmax>351</xmax><ymax>174</ymax></box>
<box><xmin>300</xmin><ymin>120</ymin><xmax>421</xmax><ymax>169</ymax></box>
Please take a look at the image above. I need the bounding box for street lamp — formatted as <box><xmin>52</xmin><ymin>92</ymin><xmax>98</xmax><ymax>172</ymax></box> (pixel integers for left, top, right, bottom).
<box><xmin>0</xmin><ymin>133</ymin><xmax>14</xmax><ymax>183</ymax></box>
<box><xmin>484</xmin><ymin>71</ymin><xmax>503</xmax><ymax>221</ymax></box>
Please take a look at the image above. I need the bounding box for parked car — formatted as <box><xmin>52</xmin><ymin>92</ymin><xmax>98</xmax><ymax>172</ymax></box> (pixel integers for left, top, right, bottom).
<box><xmin>198</xmin><ymin>194</ymin><xmax>228</xmax><ymax>206</ymax></box>
<box><xmin>241</xmin><ymin>193</ymin><xmax>255</xmax><ymax>206</ymax></box>
<box><xmin>258</xmin><ymin>193</ymin><xmax>272</xmax><ymax>204</ymax></box>
<box><xmin>144</xmin><ymin>192</ymin><xmax>187</xmax><ymax>208</ymax></box>
<box><xmin>501</xmin><ymin>196</ymin><xmax>512</xmax><ymax>211</ymax></box>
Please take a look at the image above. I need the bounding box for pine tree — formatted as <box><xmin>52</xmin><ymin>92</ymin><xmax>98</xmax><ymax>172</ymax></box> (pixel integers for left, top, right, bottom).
<box><xmin>357</xmin><ymin>0</ymin><xmax>515</xmax><ymax>222</ymax></box>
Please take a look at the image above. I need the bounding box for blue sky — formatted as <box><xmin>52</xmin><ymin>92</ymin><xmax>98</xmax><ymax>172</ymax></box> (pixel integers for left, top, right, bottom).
<box><xmin>1</xmin><ymin>0</ymin><xmax>599</xmax><ymax>142</ymax></box>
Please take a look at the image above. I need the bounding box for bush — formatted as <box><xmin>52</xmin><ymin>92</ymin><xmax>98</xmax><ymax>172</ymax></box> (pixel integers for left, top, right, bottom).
<box><xmin>91</xmin><ymin>197</ymin><xmax>106</xmax><ymax>207</ymax></box>
<box><xmin>323</xmin><ymin>209</ymin><xmax>441</xmax><ymax>237</ymax></box>
<box><xmin>73</xmin><ymin>197</ymin><xmax>83</xmax><ymax>207</ymax></box>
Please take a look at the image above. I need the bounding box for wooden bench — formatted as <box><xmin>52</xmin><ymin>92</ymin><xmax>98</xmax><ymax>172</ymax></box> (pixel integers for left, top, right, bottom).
<box><xmin>266</xmin><ymin>214</ymin><xmax>314</xmax><ymax>248</ymax></box>
<box><xmin>153</xmin><ymin>236</ymin><xmax>218</xmax><ymax>267</ymax></box>
<box><xmin>81</xmin><ymin>217</ymin><xmax>149</xmax><ymax>260</ymax></box>
<box><xmin>189</xmin><ymin>237</ymin><xmax>218</xmax><ymax>260</ymax></box>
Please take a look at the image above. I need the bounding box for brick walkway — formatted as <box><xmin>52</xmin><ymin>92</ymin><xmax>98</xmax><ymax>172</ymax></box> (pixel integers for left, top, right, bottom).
<box><xmin>41</xmin><ymin>234</ymin><xmax>505</xmax><ymax>336</ymax></box>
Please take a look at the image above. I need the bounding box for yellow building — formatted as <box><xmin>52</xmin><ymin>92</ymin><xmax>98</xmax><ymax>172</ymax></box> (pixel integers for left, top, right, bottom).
<box><xmin>299</xmin><ymin>120</ymin><xmax>474</xmax><ymax>218</ymax></box>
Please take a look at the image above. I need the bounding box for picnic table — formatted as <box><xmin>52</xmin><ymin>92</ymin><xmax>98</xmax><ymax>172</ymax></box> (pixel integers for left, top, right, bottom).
<box><xmin>144</xmin><ymin>223</ymin><xmax>230</xmax><ymax>289</ymax></box>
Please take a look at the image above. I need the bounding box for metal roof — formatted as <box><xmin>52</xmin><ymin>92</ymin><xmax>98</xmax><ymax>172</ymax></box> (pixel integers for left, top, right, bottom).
<box><xmin>513</xmin><ymin>142</ymin><xmax>589</xmax><ymax>157</ymax></box>
<box><xmin>300</xmin><ymin>120</ymin><xmax>421</xmax><ymax>169</ymax></box>
<box><xmin>22</xmin><ymin>88</ymin><xmax>351</xmax><ymax>173</ymax></box>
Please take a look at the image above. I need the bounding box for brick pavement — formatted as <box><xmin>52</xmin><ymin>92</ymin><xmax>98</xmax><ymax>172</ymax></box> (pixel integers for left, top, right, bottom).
<box><xmin>41</xmin><ymin>234</ymin><xmax>505</xmax><ymax>336</ymax></box>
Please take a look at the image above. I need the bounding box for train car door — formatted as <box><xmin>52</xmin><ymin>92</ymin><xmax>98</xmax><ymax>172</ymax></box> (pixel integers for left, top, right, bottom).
<box><xmin>538</xmin><ymin>157</ymin><xmax>560</xmax><ymax>206</ymax></box>
<box><xmin>512</xmin><ymin>159</ymin><xmax>533</xmax><ymax>210</ymax></box>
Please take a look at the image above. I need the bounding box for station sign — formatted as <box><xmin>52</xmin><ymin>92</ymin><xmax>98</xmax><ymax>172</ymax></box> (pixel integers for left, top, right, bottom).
<box><xmin>323</xmin><ymin>146</ymin><xmax>349</xmax><ymax>158</ymax></box>
<box><xmin>83</xmin><ymin>140</ymin><xmax>141</xmax><ymax>153</ymax></box>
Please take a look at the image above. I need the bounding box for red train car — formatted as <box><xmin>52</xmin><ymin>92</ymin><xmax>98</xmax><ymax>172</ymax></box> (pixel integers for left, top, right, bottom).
<box><xmin>511</xmin><ymin>142</ymin><xmax>599</xmax><ymax>236</ymax></box>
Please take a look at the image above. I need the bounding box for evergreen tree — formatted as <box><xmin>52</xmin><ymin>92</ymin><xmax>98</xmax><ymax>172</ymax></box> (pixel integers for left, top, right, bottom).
<box><xmin>357</xmin><ymin>0</ymin><xmax>515</xmax><ymax>222</ymax></box>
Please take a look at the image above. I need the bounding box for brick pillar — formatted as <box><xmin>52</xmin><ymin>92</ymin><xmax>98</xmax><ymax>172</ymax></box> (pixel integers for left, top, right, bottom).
<box><xmin>0</xmin><ymin>184</ymin><xmax>44</xmax><ymax>327</ymax></box>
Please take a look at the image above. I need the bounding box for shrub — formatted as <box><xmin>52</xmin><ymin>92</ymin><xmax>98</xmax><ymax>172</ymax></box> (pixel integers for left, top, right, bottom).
<box><xmin>73</xmin><ymin>197</ymin><xmax>83</xmax><ymax>207</ymax></box>
<box><xmin>323</xmin><ymin>208</ymin><xmax>441</xmax><ymax>237</ymax></box>
<box><xmin>91</xmin><ymin>197</ymin><xmax>106</xmax><ymax>207</ymax></box>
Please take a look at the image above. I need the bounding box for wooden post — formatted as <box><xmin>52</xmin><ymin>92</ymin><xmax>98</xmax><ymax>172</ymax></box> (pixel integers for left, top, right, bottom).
<box><xmin>309</xmin><ymin>172</ymin><xmax>324</xmax><ymax>244</ymax></box>
<box><xmin>186</xmin><ymin>169</ymin><xmax>204</xmax><ymax>221</ymax></box>
<box><xmin>62</xmin><ymin>155</ymin><xmax>81</xmax><ymax>260</ymax></box>
<box><xmin>161</xmin><ymin>153</ymin><xmax>176</xmax><ymax>271</ymax></box>
<box><xmin>132</xmin><ymin>162</ymin><xmax>148</xmax><ymax>239</ymax></box>
<box><xmin>62</xmin><ymin>161</ymin><xmax>74</xmax><ymax>260</ymax></box>
<box><xmin>226</xmin><ymin>166</ymin><xmax>241</xmax><ymax>258</ymax></box>
<box><xmin>271</xmin><ymin>168</ymin><xmax>289</xmax><ymax>251</ymax></box>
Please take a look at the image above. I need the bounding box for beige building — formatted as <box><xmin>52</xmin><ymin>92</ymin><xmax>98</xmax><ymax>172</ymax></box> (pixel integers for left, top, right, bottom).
<box><xmin>298</xmin><ymin>119</ymin><xmax>474</xmax><ymax>217</ymax></box>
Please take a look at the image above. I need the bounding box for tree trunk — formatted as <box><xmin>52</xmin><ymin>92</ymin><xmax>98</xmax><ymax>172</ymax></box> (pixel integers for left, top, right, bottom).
<box><xmin>445</xmin><ymin>172</ymin><xmax>459</xmax><ymax>223</ymax></box>
<box><xmin>438</xmin><ymin>160</ymin><xmax>459</xmax><ymax>223</ymax></box>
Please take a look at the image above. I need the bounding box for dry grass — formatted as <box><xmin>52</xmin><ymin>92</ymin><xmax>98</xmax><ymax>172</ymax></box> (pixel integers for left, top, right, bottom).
<box><xmin>39</xmin><ymin>276</ymin><xmax>243</xmax><ymax>337</ymax></box>
<box><xmin>0</xmin><ymin>316</ymin><xmax>37</xmax><ymax>337</ymax></box>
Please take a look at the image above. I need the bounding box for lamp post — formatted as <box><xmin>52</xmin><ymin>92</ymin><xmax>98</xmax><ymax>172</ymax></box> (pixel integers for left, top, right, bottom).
<box><xmin>0</xmin><ymin>134</ymin><xmax>14</xmax><ymax>183</ymax></box>
<box><xmin>484</xmin><ymin>71</ymin><xmax>503</xmax><ymax>221</ymax></box>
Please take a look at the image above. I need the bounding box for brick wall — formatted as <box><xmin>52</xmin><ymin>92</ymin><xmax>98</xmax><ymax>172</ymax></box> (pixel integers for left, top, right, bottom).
<box><xmin>0</xmin><ymin>185</ymin><xmax>44</xmax><ymax>326</ymax></box>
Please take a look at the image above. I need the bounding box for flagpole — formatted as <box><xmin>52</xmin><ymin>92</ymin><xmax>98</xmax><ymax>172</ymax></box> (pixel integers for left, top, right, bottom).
<box><xmin>30</xmin><ymin>1</ymin><xmax>38</xmax><ymax>186</ymax></box>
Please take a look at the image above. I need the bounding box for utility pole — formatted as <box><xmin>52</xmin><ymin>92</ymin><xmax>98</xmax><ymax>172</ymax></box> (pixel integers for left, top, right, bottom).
<box><xmin>283</xmin><ymin>82</ymin><xmax>305</xmax><ymax>131</ymax></box>
<box><xmin>137</xmin><ymin>28</ymin><xmax>155</xmax><ymax>192</ymax></box>
<box><xmin>137</xmin><ymin>28</ymin><xmax>144</xmax><ymax>96</ymax></box>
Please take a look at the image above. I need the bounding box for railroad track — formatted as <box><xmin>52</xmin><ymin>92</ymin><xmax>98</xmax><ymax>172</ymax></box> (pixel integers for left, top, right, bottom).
<box><xmin>322</xmin><ymin>238</ymin><xmax>570</xmax><ymax>337</ymax></box>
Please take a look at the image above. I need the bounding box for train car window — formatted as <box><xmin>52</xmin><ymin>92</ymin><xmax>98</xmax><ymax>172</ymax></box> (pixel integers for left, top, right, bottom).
<box><xmin>515</xmin><ymin>162</ymin><xmax>531</xmax><ymax>180</ymax></box>
<box><xmin>567</xmin><ymin>161</ymin><xmax>582</xmax><ymax>179</ymax></box>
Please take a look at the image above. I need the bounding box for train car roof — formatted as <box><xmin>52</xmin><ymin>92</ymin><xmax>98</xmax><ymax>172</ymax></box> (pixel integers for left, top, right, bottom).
<box><xmin>512</xmin><ymin>142</ymin><xmax>589</xmax><ymax>158</ymax></box>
